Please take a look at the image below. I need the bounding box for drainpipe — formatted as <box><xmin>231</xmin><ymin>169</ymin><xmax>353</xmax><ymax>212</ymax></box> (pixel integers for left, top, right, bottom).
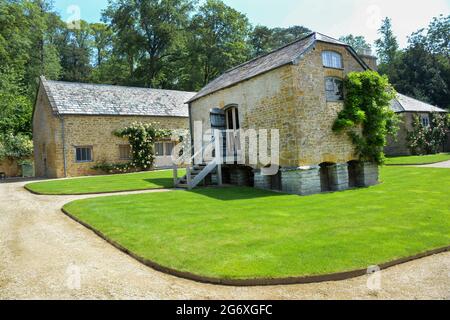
<box><xmin>188</xmin><ymin>102</ymin><xmax>194</xmax><ymax>159</ymax></box>
<box><xmin>60</xmin><ymin>115</ymin><xmax>67</xmax><ymax>178</ymax></box>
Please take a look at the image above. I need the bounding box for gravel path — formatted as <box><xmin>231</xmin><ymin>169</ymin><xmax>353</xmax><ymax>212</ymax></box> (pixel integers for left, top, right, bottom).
<box><xmin>0</xmin><ymin>179</ymin><xmax>449</xmax><ymax>300</ymax></box>
<box><xmin>418</xmin><ymin>160</ymin><xmax>450</xmax><ymax>168</ymax></box>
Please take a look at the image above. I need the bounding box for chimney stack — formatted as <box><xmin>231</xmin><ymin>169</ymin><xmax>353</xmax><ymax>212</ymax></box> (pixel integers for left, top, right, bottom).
<box><xmin>358</xmin><ymin>49</ymin><xmax>378</xmax><ymax>71</ymax></box>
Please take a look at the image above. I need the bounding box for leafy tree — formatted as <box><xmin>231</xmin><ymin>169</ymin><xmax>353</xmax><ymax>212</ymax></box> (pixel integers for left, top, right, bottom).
<box><xmin>339</xmin><ymin>34</ymin><xmax>371</xmax><ymax>54</ymax></box>
<box><xmin>249</xmin><ymin>25</ymin><xmax>311</xmax><ymax>57</ymax></box>
<box><xmin>386</xmin><ymin>15</ymin><xmax>449</xmax><ymax>109</ymax></box>
<box><xmin>185</xmin><ymin>0</ymin><xmax>251</xmax><ymax>89</ymax></box>
<box><xmin>375</xmin><ymin>17</ymin><xmax>399</xmax><ymax>65</ymax></box>
<box><xmin>0</xmin><ymin>68</ymin><xmax>32</xmax><ymax>136</ymax></box>
<box><xmin>333</xmin><ymin>71</ymin><xmax>399</xmax><ymax>164</ymax></box>
<box><xmin>104</xmin><ymin>0</ymin><xmax>194</xmax><ymax>87</ymax></box>
<box><xmin>58</xmin><ymin>20</ymin><xmax>93</xmax><ymax>82</ymax></box>
<box><xmin>90</xmin><ymin>23</ymin><xmax>113</xmax><ymax>67</ymax></box>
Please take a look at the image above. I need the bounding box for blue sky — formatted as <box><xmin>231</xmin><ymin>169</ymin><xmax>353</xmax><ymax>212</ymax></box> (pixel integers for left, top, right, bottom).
<box><xmin>54</xmin><ymin>0</ymin><xmax>449</xmax><ymax>48</ymax></box>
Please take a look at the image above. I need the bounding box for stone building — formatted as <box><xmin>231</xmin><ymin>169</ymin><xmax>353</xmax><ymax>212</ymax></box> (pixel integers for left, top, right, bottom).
<box><xmin>179</xmin><ymin>32</ymin><xmax>380</xmax><ymax>195</ymax></box>
<box><xmin>385</xmin><ymin>94</ymin><xmax>448</xmax><ymax>156</ymax></box>
<box><xmin>33</xmin><ymin>77</ymin><xmax>194</xmax><ymax>178</ymax></box>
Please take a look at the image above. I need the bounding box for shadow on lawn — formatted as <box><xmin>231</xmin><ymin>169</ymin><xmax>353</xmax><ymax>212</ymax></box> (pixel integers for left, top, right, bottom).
<box><xmin>143</xmin><ymin>178</ymin><xmax>175</xmax><ymax>188</ymax></box>
<box><xmin>187</xmin><ymin>186</ymin><xmax>286</xmax><ymax>201</ymax></box>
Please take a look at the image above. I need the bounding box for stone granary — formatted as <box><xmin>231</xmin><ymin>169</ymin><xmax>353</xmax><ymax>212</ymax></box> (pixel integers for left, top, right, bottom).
<box><xmin>33</xmin><ymin>77</ymin><xmax>195</xmax><ymax>178</ymax></box>
<box><xmin>179</xmin><ymin>32</ymin><xmax>381</xmax><ymax>195</ymax></box>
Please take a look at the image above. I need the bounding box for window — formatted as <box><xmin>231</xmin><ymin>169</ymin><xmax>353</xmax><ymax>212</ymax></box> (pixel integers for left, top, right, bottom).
<box><xmin>75</xmin><ymin>147</ymin><xmax>93</xmax><ymax>162</ymax></box>
<box><xmin>325</xmin><ymin>77</ymin><xmax>344</xmax><ymax>101</ymax></box>
<box><xmin>165</xmin><ymin>142</ymin><xmax>175</xmax><ymax>156</ymax></box>
<box><xmin>322</xmin><ymin>51</ymin><xmax>343</xmax><ymax>69</ymax></box>
<box><xmin>119</xmin><ymin>145</ymin><xmax>132</xmax><ymax>160</ymax></box>
<box><xmin>421</xmin><ymin>114</ymin><xmax>430</xmax><ymax>127</ymax></box>
<box><xmin>155</xmin><ymin>142</ymin><xmax>164</xmax><ymax>156</ymax></box>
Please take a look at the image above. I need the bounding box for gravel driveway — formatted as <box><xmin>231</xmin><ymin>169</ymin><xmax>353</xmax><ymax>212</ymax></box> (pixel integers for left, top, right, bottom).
<box><xmin>0</xmin><ymin>179</ymin><xmax>449</xmax><ymax>300</ymax></box>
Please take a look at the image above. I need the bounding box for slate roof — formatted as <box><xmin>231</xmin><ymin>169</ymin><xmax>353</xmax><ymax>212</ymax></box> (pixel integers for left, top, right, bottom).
<box><xmin>188</xmin><ymin>32</ymin><xmax>368</xmax><ymax>103</ymax></box>
<box><xmin>391</xmin><ymin>93</ymin><xmax>447</xmax><ymax>113</ymax></box>
<box><xmin>40</xmin><ymin>77</ymin><xmax>196</xmax><ymax>117</ymax></box>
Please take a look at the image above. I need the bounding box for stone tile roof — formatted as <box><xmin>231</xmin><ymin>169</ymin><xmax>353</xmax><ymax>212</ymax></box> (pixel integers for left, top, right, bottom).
<box><xmin>391</xmin><ymin>93</ymin><xmax>447</xmax><ymax>113</ymax></box>
<box><xmin>188</xmin><ymin>32</ymin><xmax>367</xmax><ymax>103</ymax></box>
<box><xmin>41</xmin><ymin>77</ymin><xmax>196</xmax><ymax>117</ymax></box>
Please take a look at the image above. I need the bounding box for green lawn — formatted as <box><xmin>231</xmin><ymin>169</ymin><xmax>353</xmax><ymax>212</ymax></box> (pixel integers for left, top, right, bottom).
<box><xmin>26</xmin><ymin>169</ymin><xmax>185</xmax><ymax>195</ymax></box>
<box><xmin>385</xmin><ymin>153</ymin><xmax>450</xmax><ymax>165</ymax></box>
<box><xmin>63</xmin><ymin>167</ymin><xmax>450</xmax><ymax>280</ymax></box>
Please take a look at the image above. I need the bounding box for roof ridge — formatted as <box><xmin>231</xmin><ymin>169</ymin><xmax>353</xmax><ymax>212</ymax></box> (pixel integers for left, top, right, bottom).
<box><xmin>223</xmin><ymin>32</ymin><xmax>316</xmax><ymax>74</ymax></box>
<box><xmin>43</xmin><ymin>78</ymin><xmax>197</xmax><ymax>94</ymax></box>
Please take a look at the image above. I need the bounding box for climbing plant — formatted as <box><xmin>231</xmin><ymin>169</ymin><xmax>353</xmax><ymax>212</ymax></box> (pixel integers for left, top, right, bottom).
<box><xmin>114</xmin><ymin>122</ymin><xmax>171</xmax><ymax>170</ymax></box>
<box><xmin>406</xmin><ymin>113</ymin><xmax>450</xmax><ymax>155</ymax></box>
<box><xmin>333</xmin><ymin>71</ymin><xmax>399</xmax><ymax>164</ymax></box>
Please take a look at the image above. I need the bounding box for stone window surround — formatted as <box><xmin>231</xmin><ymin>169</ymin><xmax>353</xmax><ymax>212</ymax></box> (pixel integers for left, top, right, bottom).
<box><xmin>74</xmin><ymin>146</ymin><xmax>93</xmax><ymax>163</ymax></box>
<box><xmin>322</xmin><ymin>50</ymin><xmax>344</xmax><ymax>70</ymax></box>
<box><xmin>118</xmin><ymin>144</ymin><xmax>132</xmax><ymax>160</ymax></box>
<box><xmin>325</xmin><ymin>77</ymin><xmax>344</xmax><ymax>102</ymax></box>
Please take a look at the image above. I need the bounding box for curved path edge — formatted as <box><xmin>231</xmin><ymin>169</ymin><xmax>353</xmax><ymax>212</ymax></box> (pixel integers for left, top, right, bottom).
<box><xmin>24</xmin><ymin>185</ymin><xmax>176</xmax><ymax>196</ymax></box>
<box><xmin>61</xmin><ymin>207</ymin><xmax>450</xmax><ymax>287</ymax></box>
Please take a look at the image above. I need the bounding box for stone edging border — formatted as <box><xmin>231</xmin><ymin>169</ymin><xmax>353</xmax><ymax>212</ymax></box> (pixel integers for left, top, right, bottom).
<box><xmin>24</xmin><ymin>185</ymin><xmax>173</xmax><ymax>196</ymax></box>
<box><xmin>61</xmin><ymin>208</ymin><xmax>450</xmax><ymax>287</ymax></box>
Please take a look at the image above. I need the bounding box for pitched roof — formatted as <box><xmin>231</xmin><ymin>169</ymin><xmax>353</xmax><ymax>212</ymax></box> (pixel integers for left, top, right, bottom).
<box><xmin>40</xmin><ymin>77</ymin><xmax>196</xmax><ymax>117</ymax></box>
<box><xmin>391</xmin><ymin>93</ymin><xmax>447</xmax><ymax>113</ymax></box>
<box><xmin>188</xmin><ymin>32</ymin><xmax>368</xmax><ymax>103</ymax></box>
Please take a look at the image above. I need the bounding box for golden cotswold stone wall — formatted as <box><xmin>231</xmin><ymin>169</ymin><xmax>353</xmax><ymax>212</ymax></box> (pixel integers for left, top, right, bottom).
<box><xmin>190</xmin><ymin>41</ymin><xmax>366</xmax><ymax>168</ymax></box>
<box><xmin>33</xmin><ymin>85</ymin><xmax>64</xmax><ymax>178</ymax></box>
<box><xmin>62</xmin><ymin>115</ymin><xmax>187</xmax><ymax>177</ymax></box>
<box><xmin>0</xmin><ymin>159</ymin><xmax>21</xmax><ymax>177</ymax></box>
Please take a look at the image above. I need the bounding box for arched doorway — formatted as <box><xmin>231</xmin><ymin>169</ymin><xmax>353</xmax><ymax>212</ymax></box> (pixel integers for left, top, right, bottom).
<box><xmin>348</xmin><ymin>160</ymin><xmax>360</xmax><ymax>188</ymax></box>
<box><xmin>319</xmin><ymin>162</ymin><xmax>335</xmax><ymax>192</ymax></box>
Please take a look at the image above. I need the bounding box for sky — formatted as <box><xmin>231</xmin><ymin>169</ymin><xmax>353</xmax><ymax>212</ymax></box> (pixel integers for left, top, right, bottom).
<box><xmin>54</xmin><ymin>0</ymin><xmax>450</xmax><ymax>49</ymax></box>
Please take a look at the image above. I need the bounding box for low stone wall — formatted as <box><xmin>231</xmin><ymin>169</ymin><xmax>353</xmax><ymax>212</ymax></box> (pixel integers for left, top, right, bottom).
<box><xmin>0</xmin><ymin>159</ymin><xmax>21</xmax><ymax>178</ymax></box>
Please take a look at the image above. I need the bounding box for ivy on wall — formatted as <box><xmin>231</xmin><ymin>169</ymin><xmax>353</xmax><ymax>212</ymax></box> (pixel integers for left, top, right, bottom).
<box><xmin>407</xmin><ymin>113</ymin><xmax>450</xmax><ymax>155</ymax></box>
<box><xmin>333</xmin><ymin>71</ymin><xmax>399</xmax><ymax>164</ymax></box>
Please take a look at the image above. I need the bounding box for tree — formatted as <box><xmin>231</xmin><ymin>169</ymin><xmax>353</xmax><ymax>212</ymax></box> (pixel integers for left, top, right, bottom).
<box><xmin>104</xmin><ymin>0</ymin><xmax>194</xmax><ymax>87</ymax></box>
<box><xmin>185</xmin><ymin>0</ymin><xmax>251</xmax><ymax>89</ymax></box>
<box><xmin>90</xmin><ymin>23</ymin><xmax>113</xmax><ymax>67</ymax></box>
<box><xmin>0</xmin><ymin>68</ymin><xmax>32</xmax><ymax>136</ymax></box>
<box><xmin>384</xmin><ymin>15</ymin><xmax>450</xmax><ymax>109</ymax></box>
<box><xmin>339</xmin><ymin>35</ymin><xmax>371</xmax><ymax>54</ymax></box>
<box><xmin>407</xmin><ymin>113</ymin><xmax>450</xmax><ymax>155</ymax></box>
<box><xmin>249</xmin><ymin>25</ymin><xmax>311</xmax><ymax>58</ymax></box>
<box><xmin>375</xmin><ymin>17</ymin><xmax>399</xmax><ymax>65</ymax></box>
<box><xmin>58</xmin><ymin>20</ymin><xmax>93</xmax><ymax>82</ymax></box>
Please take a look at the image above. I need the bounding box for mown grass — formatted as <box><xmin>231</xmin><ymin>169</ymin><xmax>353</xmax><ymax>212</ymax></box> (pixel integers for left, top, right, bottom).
<box><xmin>385</xmin><ymin>153</ymin><xmax>450</xmax><ymax>165</ymax></box>
<box><xmin>26</xmin><ymin>169</ymin><xmax>185</xmax><ymax>195</ymax></box>
<box><xmin>63</xmin><ymin>166</ymin><xmax>450</xmax><ymax>279</ymax></box>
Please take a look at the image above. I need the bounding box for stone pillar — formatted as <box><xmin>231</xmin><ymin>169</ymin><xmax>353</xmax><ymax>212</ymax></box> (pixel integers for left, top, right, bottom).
<box><xmin>229</xmin><ymin>167</ymin><xmax>250</xmax><ymax>186</ymax></box>
<box><xmin>356</xmin><ymin>162</ymin><xmax>379</xmax><ymax>187</ymax></box>
<box><xmin>253</xmin><ymin>170</ymin><xmax>272</xmax><ymax>190</ymax></box>
<box><xmin>281</xmin><ymin>166</ymin><xmax>321</xmax><ymax>196</ymax></box>
<box><xmin>329</xmin><ymin>163</ymin><xmax>349</xmax><ymax>191</ymax></box>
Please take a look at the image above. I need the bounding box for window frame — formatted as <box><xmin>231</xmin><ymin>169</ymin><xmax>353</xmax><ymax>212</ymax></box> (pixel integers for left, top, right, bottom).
<box><xmin>75</xmin><ymin>146</ymin><xmax>93</xmax><ymax>163</ymax></box>
<box><xmin>325</xmin><ymin>77</ymin><xmax>344</xmax><ymax>102</ymax></box>
<box><xmin>155</xmin><ymin>142</ymin><xmax>165</xmax><ymax>157</ymax></box>
<box><xmin>118</xmin><ymin>144</ymin><xmax>132</xmax><ymax>160</ymax></box>
<box><xmin>322</xmin><ymin>50</ymin><xmax>344</xmax><ymax>69</ymax></box>
<box><xmin>164</xmin><ymin>142</ymin><xmax>175</xmax><ymax>157</ymax></box>
<box><xmin>420</xmin><ymin>114</ymin><xmax>430</xmax><ymax>127</ymax></box>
